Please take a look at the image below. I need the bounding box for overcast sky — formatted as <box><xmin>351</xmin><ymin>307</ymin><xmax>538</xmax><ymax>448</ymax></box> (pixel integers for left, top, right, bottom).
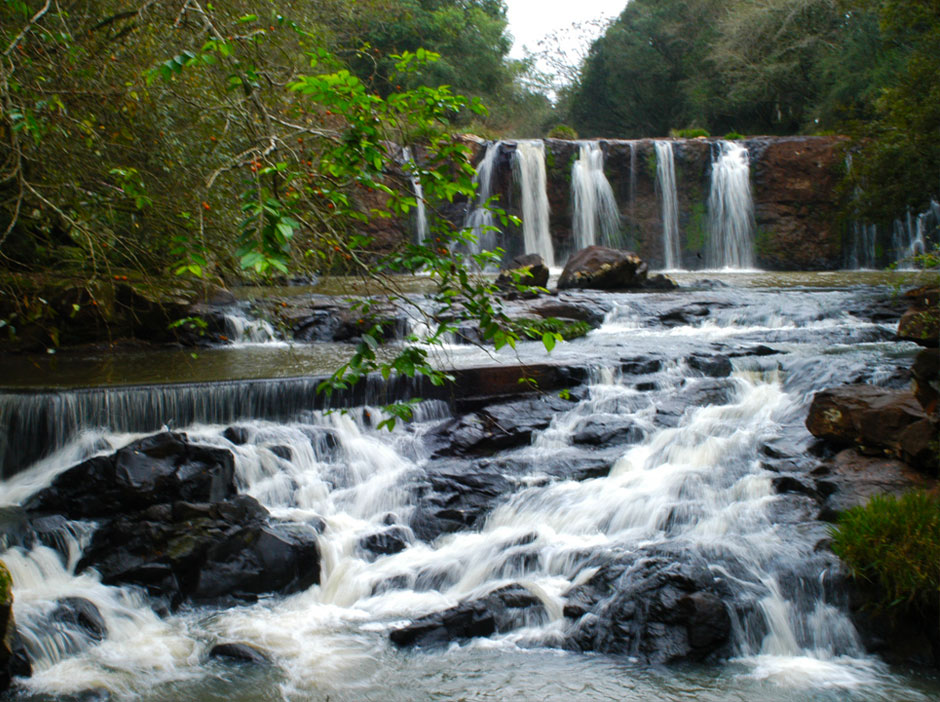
<box><xmin>505</xmin><ymin>0</ymin><xmax>627</xmax><ymax>60</ymax></box>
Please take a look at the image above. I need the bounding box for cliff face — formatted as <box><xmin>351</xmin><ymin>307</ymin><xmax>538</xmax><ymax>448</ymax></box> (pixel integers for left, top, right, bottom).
<box><xmin>475</xmin><ymin>136</ymin><xmax>847</xmax><ymax>271</ymax></box>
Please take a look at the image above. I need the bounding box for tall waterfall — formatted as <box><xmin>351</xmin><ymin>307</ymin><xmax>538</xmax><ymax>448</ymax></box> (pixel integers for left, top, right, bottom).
<box><xmin>571</xmin><ymin>142</ymin><xmax>621</xmax><ymax>252</ymax></box>
<box><xmin>401</xmin><ymin>146</ymin><xmax>428</xmax><ymax>243</ymax></box>
<box><xmin>512</xmin><ymin>141</ymin><xmax>555</xmax><ymax>266</ymax></box>
<box><xmin>706</xmin><ymin>141</ymin><xmax>756</xmax><ymax>269</ymax></box>
<box><xmin>462</xmin><ymin>141</ymin><xmax>501</xmax><ymax>258</ymax></box>
<box><xmin>655</xmin><ymin>141</ymin><xmax>681</xmax><ymax>269</ymax></box>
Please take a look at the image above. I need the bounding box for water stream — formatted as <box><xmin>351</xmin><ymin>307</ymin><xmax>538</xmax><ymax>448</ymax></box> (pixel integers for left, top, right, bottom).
<box><xmin>571</xmin><ymin>142</ymin><xmax>621</xmax><ymax>253</ymax></box>
<box><xmin>655</xmin><ymin>141</ymin><xmax>681</xmax><ymax>270</ymax></box>
<box><xmin>513</xmin><ymin>141</ymin><xmax>555</xmax><ymax>266</ymax></box>
<box><xmin>0</xmin><ymin>274</ymin><xmax>937</xmax><ymax>701</ymax></box>
<box><xmin>707</xmin><ymin>141</ymin><xmax>756</xmax><ymax>269</ymax></box>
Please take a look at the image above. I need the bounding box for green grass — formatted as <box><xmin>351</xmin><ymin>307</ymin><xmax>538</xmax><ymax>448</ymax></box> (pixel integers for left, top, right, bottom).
<box><xmin>831</xmin><ymin>490</ymin><xmax>940</xmax><ymax>611</ymax></box>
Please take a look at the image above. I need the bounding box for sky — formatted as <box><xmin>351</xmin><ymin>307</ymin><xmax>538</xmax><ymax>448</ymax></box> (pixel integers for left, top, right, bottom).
<box><xmin>504</xmin><ymin>0</ymin><xmax>627</xmax><ymax>61</ymax></box>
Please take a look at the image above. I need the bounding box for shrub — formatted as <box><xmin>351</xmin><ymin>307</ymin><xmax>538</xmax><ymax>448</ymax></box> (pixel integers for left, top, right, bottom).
<box><xmin>511</xmin><ymin>317</ymin><xmax>591</xmax><ymax>341</ymax></box>
<box><xmin>723</xmin><ymin>131</ymin><xmax>745</xmax><ymax>140</ymax></box>
<box><xmin>547</xmin><ymin>124</ymin><xmax>578</xmax><ymax>140</ymax></box>
<box><xmin>830</xmin><ymin>490</ymin><xmax>940</xmax><ymax>611</ymax></box>
<box><xmin>669</xmin><ymin>127</ymin><xmax>710</xmax><ymax>138</ymax></box>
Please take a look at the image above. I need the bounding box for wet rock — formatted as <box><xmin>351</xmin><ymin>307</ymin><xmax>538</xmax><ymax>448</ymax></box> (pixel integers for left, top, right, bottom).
<box><xmin>897</xmin><ymin>286</ymin><xmax>939</xmax><ymax>347</ymax></box>
<box><xmin>50</xmin><ymin>597</ymin><xmax>107</xmax><ymax>642</ymax></box>
<box><xmin>912</xmin><ymin>347</ymin><xmax>939</xmax><ymax>415</ymax></box>
<box><xmin>812</xmin><ymin>449</ymin><xmax>935</xmax><ymax>521</ymax></box>
<box><xmin>359</xmin><ymin>526</ymin><xmax>412</xmax><ymax>558</ymax></box>
<box><xmin>558</xmin><ymin>246</ymin><xmax>648</xmax><ymax>290</ymax></box>
<box><xmin>410</xmin><ymin>461</ymin><xmax>512</xmax><ymax>542</ymax></box>
<box><xmin>209</xmin><ymin>642</ymin><xmax>272</xmax><ymax>665</ymax></box>
<box><xmin>563</xmin><ymin>555</ymin><xmax>732</xmax><ymax>663</ymax></box>
<box><xmin>528</xmin><ymin>295</ymin><xmax>610</xmax><ymax>326</ymax></box>
<box><xmin>222</xmin><ymin>426</ymin><xmax>250</xmax><ymax>445</ymax></box>
<box><xmin>76</xmin><ymin>495</ymin><xmax>320</xmax><ymax>609</ymax></box>
<box><xmin>426</xmin><ymin>395</ymin><xmax>572</xmax><ymax>458</ymax></box>
<box><xmin>654</xmin><ymin>379</ymin><xmax>736</xmax><ymax>427</ymax></box>
<box><xmin>572</xmin><ymin>417</ymin><xmax>645</xmax><ymax>448</ymax></box>
<box><xmin>496</xmin><ymin>253</ymin><xmax>550</xmax><ymax>292</ymax></box>
<box><xmin>686</xmin><ymin>354</ymin><xmax>733</xmax><ymax>378</ymax></box>
<box><xmin>806</xmin><ymin>385</ymin><xmax>936</xmax><ymax>472</ymax></box>
<box><xmin>642</xmin><ymin>274</ymin><xmax>679</xmax><ymax>290</ymax></box>
<box><xmin>620</xmin><ymin>356</ymin><xmax>663</xmax><ymax>375</ymax></box>
<box><xmin>26</xmin><ymin>432</ymin><xmax>236</xmax><ymax>519</ymax></box>
<box><xmin>771</xmin><ymin>475</ymin><xmax>820</xmax><ymax>500</ymax></box>
<box><xmin>268</xmin><ymin>445</ymin><xmax>292</xmax><ymax>461</ymax></box>
<box><xmin>390</xmin><ymin>585</ymin><xmax>545</xmax><ymax>648</ymax></box>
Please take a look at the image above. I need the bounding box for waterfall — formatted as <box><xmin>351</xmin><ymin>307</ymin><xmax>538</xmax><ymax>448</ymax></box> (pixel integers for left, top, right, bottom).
<box><xmin>512</xmin><ymin>141</ymin><xmax>554</xmax><ymax>267</ymax></box>
<box><xmin>401</xmin><ymin>147</ymin><xmax>428</xmax><ymax>243</ymax></box>
<box><xmin>571</xmin><ymin>142</ymin><xmax>621</xmax><ymax>252</ymax></box>
<box><xmin>462</xmin><ymin>141</ymin><xmax>501</xmax><ymax>258</ymax></box>
<box><xmin>222</xmin><ymin>308</ymin><xmax>279</xmax><ymax>345</ymax></box>
<box><xmin>843</xmin><ymin>154</ymin><xmax>878</xmax><ymax>269</ymax></box>
<box><xmin>892</xmin><ymin>201</ymin><xmax>938</xmax><ymax>269</ymax></box>
<box><xmin>654</xmin><ymin>141</ymin><xmax>681</xmax><ymax>269</ymax></box>
<box><xmin>706</xmin><ymin>141</ymin><xmax>756</xmax><ymax>269</ymax></box>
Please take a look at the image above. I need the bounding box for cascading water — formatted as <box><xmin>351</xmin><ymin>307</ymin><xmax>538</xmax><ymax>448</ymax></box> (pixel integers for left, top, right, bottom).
<box><xmin>654</xmin><ymin>141</ymin><xmax>681</xmax><ymax>269</ymax></box>
<box><xmin>222</xmin><ymin>308</ymin><xmax>279</xmax><ymax>345</ymax></box>
<box><xmin>892</xmin><ymin>201</ymin><xmax>938</xmax><ymax>269</ymax></box>
<box><xmin>843</xmin><ymin>154</ymin><xmax>879</xmax><ymax>270</ymax></box>
<box><xmin>512</xmin><ymin>141</ymin><xmax>554</xmax><ymax>267</ymax></box>
<box><xmin>462</xmin><ymin>141</ymin><xmax>501</xmax><ymax>259</ymax></box>
<box><xmin>707</xmin><ymin>141</ymin><xmax>756</xmax><ymax>269</ymax></box>
<box><xmin>400</xmin><ymin>147</ymin><xmax>428</xmax><ymax>243</ymax></box>
<box><xmin>1</xmin><ymin>278</ymin><xmax>936</xmax><ymax>701</ymax></box>
<box><xmin>571</xmin><ymin>142</ymin><xmax>621</xmax><ymax>252</ymax></box>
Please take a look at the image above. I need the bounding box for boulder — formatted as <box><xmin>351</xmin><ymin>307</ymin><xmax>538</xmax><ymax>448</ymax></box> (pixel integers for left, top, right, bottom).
<box><xmin>897</xmin><ymin>287</ymin><xmax>939</xmax><ymax>347</ymax></box>
<box><xmin>812</xmin><ymin>449</ymin><xmax>935</xmax><ymax>521</ymax></box>
<box><xmin>26</xmin><ymin>432</ymin><xmax>236</xmax><ymax>519</ymax></box>
<box><xmin>912</xmin><ymin>347</ymin><xmax>939</xmax><ymax>415</ymax></box>
<box><xmin>496</xmin><ymin>254</ymin><xmax>550</xmax><ymax>292</ymax></box>
<box><xmin>76</xmin><ymin>496</ymin><xmax>320</xmax><ymax>609</ymax></box>
<box><xmin>558</xmin><ymin>246</ymin><xmax>648</xmax><ymax>290</ymax></box>
<box><xmin>806</xmin><ymin>385</ymin><xmax>925</xmax><ymax>450</ymax></box>
<box><xmin>359</xmin><ymin>526</ymin><xmax>412</xmax><ymax>558</ymax></box>
<box><xmin>562</xmin><ymin>555</ymin><xmax>732</xmax><ymax>663</ymax></box>
<box><xmin>208</xmin><ymin>642</ymin><xmax>272</xmax><ymax>665</ymax></box>
<box><xmin>528</xmin><ymin>295</ymin><xmax>610</xmax><ymax>326</ymax></box>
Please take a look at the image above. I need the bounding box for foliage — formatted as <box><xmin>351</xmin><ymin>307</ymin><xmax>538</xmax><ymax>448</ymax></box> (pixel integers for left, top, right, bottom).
<box><xmin>547</xmin><ymin>124</ymin><xmax>578</xmax><ymax>140</ymax></box>
<box><xmin>511</xmin><ymin>316</ymin><xmax>591</xmax><ymax>343</ymax></box>
<box><xmin>831</xmin><ymin>490</ymin><xmax>940</xmax><ymax>611</ymax></box>
<box><xmin>670</xmin><ymin>128</ymin><xmax>710</xmax><ymax>139</ymax></box>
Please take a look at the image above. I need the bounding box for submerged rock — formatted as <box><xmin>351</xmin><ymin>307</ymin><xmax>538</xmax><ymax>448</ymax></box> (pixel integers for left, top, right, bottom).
<box><xmin>558</xmin><ymin>246</ymin><xmax>648</xmax><ymax>290</ymax></box>
<box><xmin>209</xmin><ymin>642</ymin><xmax>272</xmax><ymax>665</ymax></box>
<box><xmin>26</xmin><ymin>432</ymin><xmax>236</xmax><ymax>519</ymax></box>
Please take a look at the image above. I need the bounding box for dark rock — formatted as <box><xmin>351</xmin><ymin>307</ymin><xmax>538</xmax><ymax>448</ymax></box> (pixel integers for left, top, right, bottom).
<box><xmin>813</xmin><ymin>449</ymin><xmax>935</xmax><ymax>521</ymax></box>
<box><xmin>620</xmin><ymin>356</ymin><xmax>663</xmax><ymax>375</ymax></box>
<box><xmin>76</xmin><ymin>495</ymin><xmax>320</xmax><ymax>609</ymax></box>
<box><xmin>686</xmin><ymin>354</ymin><xmax>733</xmax><ymax>378</ymax></box>
<box><xmin>558</xmin><ymin>246</ymin><xmax>648</xmax><ymax>290</ymax></box>
<box><xmin>654</xmin><ymin>379</ymin><xmax>736</xmax><ymax>427</ymax></box>
<box><xmin>771</xmin><ymin>476</ymin><xmax>820</xmax><ymax>500</ymax></box>
<box><xmin>912</xmin><ymin>347</ymin><xmax>939</xmax><ymax>415</ymax></box>
<box><xmin>496</xmin><ymin>254</ymin><xmax>550</xmax><ymax>292</ymax></box>
<box><xmin>50</xmin><ymin>598</ymin><xmax>107</xmax><ymax>642</ymax></box>
<box><xmin>268</xmin><ymin>445</ymin><xmax>292</xmax><ymax>461</ymax></box>
<box><xmin>223</xmin><ymin>426</ymin><xmax>250</xmax><ymax>445</ymax></box>
<box><xmin>208</xmin><ymin>642</ymin><xmax>272</xmax><ymax>665</ymax></box>
<box><xmin>410</xmin><ymin>461</ymin><xmax>512</xmax><ymax>542</ymax></box>
<box><xmin>897</xmin><ymin>287</ymin><xmax>939</xmax><ymax>347</ymax></box>
<box><xmin>0</xmin><ymin>562</ymin><xmax>30</xmax><ymax>692</ymax></box>
<box><xmin>572</xmin><ymin>417</ymin><xmax>645</xmax><ymax>448</ymax></box>
<box><xmin>562</xmin><ymin>555</ymin><xmax>732</xmax><ymax>663</ymax></box>
<box><xmin>642</xmin><ymin>274</ymin><xmax>679</xmax><ymax>290</ymax></box>
<box><xmin>26</xmin><ymin>432</ymin><xmax>236</xmax><ymax>519</ymax></box>
<box><xmin>390</xmin><ymin>585</ymin><xmax>545</xmax><ymax>648</ymax></box>
<box><xmin>359</xmin><ymin>526</ymin><xmax>412</xmax><ymax>558</ymax></box>
<box><xmin>528</xmin><ymin>296</ymin><xmax>610</xmax><ymax>326</ymax></box>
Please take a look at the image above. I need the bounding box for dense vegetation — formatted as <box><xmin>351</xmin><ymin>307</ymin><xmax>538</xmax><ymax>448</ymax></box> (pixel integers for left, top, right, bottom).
<box><xmin>564</xmin><ymin>0</ymin><xmax>940</xmax><ymax>219</ymax></box>
<box><xmin>0</xmin><ymin>0</ymin><xmax>937</xmax><ymax>351</ymax></box>
<box><xmin>832</xmin><ymin>491</ymin><xmax>940</xmax><ymax>613</ymax></box>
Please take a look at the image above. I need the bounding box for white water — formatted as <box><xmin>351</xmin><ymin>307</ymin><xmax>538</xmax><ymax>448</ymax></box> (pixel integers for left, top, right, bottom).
<box><xmin>512</xmin><ymin>141</ymin><xmax>555</xmax><ymax>266</ymax></box>
<box><xmin>892</xmin><ymin>201</ymin><xmax>938</xmax><ymax>269</ymax></box>
<box><xmin>401</xmin><ymin>147</ymin><xmax>428</xmax><ymax>243</ymax></box>
<box><xmin>846</xmin><ymin>221</ymin><xmax>878</xmax><ymax>270</ymax></box>
<box><xmin>0</xmin><ymin>281</ymin><xmax>934</xmax><ymax>700</ymax></box>
<box><xmin>462</xmin><ymin>141</ymin><xmax>501</xmax><ymax>260</ymax></box>
<box><xmin>571</xmin><ymin>142</ymin><xmax>621</xmax><ymax>253</ymax></box>
<box><xmin>655</xmin><ymin>141</ymin><xmax>681</xmax><ymax>269</ymax></box>
<box><xmin>222</xmin><ymin>309</ymin><xmax>280</xmax><ymax>345</ymax></box>
<box><xmin>707</xmin><ymin>141</ymin><xmax>756</xmax><ymax>269</ymax></box>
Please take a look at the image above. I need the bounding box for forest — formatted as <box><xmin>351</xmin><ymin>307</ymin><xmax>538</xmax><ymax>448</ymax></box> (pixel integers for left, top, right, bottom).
<box><xmin>0</xmin><ymin>0</ymin><xmax>937</xmax><ymax>334</ymax></box>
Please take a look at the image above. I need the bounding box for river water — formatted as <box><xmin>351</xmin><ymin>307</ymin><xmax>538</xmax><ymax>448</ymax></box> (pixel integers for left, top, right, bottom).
<box><xmin>1</xmin><ymin>272</ymin><xmax>938</xmax><ymax>700</ymax></box>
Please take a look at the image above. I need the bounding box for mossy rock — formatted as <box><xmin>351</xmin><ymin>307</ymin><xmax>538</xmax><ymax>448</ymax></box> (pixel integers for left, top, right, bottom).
<box><xmin>0</xmin><ymin>562</ymin><xmax>11</xmax><ymax>607</ymax></box>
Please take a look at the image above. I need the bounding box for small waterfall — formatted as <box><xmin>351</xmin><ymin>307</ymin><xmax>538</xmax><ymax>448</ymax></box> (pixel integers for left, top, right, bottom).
<box><xmin>845</xmin><ymin>221</ymin><xmax>878</xmax><ymax>269</ymax></box>
<box><xmin>571</xmin><ymin>142</ymin><xmax>621</xmax><ymax>252</ymax></box>
<box><xmin>654</xmin><ymin>141</ymin><xmax>681</xmax><ymax>269</ymax></box>
<box><xmin>222</xmin><ymin>308</ymin><xmax>278</xmax><ymax>345</ymax></box>
<box><xmin>707</xmin><ymin>141</ymin><xmax>756</xmax><ymax>269</ymax></box>
<box><xmin>512</xmin><ymin>141</ymin><xmax>554</xmax><ymax>266</ymax></box>
<box><xmin>462</xmin><ymin>141</ymin><xmax>501</xmax><ymax>258</ymax></box>
<box><xmin>401</xmin><ymin>146</ymin><xmax>428</xmax><ymax>243</ymax></box>
<box><xmin>892</xmin><ymin>201</ymin><xmax>938</xmax><ymax>269</ymax></box>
